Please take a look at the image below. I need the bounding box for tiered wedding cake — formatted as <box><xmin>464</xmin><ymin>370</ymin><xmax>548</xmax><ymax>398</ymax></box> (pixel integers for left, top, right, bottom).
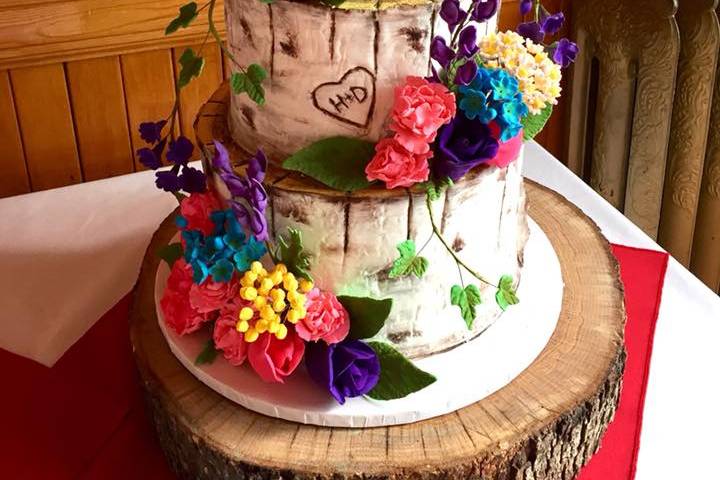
<box><xmin>140</xmin><ymin>0</ymin><xmax>575</xmax><ymax>404</ymax></box>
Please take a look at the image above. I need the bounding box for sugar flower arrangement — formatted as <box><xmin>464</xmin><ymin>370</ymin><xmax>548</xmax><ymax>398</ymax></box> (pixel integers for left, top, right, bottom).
<box><xmin>147</xmin><ymin>140</ymin><xmax>435</xmax><ymax>403</ymax></box>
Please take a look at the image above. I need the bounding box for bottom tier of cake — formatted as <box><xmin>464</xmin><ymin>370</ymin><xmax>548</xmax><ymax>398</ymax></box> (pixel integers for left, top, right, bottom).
<box><xmin>208</xmin><ymin>148</ymin><xmax>528</xmax><ymax>358</ymax></box>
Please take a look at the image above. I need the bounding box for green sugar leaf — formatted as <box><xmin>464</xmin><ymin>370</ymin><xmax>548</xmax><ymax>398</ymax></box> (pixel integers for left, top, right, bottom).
<box><xmin>194</xmin><ymin>338</ymin><xmax>219</xmax><ymax>365</ymax></box>
<box><xmin>276</xmin><ymin>227</ymin><xmax>313</xmax><ymax>281</ymax></box>
<box><xmin>177</xmin><ymin>48</ymin><xmax>205</xmax><ymax>88</ymax></box>
<box><xmin>282</xmin><ymin>137</ymin><xmax>375</xmax><ymax>192</ymax></box>
<box><xmin>165</xmin><ymin>2</ymin><xmax>198</xmax><ymax>35</ymax></box>
<box><xmin>339</xmin><ymin>296</ymin><xmax>393</xmax><ymax>340</ymax></box>
<box><xmin>424</xmin><ymin>176</ymin><xmax>454</xmax><ymax>202</ymax></box>
<box><xmin>158</xmin><ymin>242</ymin><xmax>184</xmax><ymax>268</ymax></box>
<box><xmin>522</xmin><ymin>105</ymin><xmax>553</xmax><ymax>141</ymax></box>
<box><xmin>365</xmin><ymin>341</ymin><xmax>436</xmax><ymax>400</ymax></box>
<box><xmin>230</xmin><ymin>65</ymin><xmax>267</xmax><ymax>105</ymax></box>
<box><xmin>451</xmin><ymin>284</ymin><xmax>483</xmax><ymax>329</ymax></box>
<box><xmin>496</xmin><ymin>274</ymin><xmax>519</xmax><ymax>311</ymax></box>
<box><xmin>389</xmin><ymin>239</ymin><xmax>429</xmax><ymax>279</ymax></box>
<box><xmin>259</xmin><ymin>0</ymin><xmax>275</xmax><ymax>3</ymax></box>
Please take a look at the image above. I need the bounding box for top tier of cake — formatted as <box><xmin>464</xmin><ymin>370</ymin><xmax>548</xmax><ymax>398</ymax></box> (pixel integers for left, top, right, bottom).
<box><xmin>225</xmin><ymin>0</ymin><xmax>498</xmax><ymax>161</ymax></box>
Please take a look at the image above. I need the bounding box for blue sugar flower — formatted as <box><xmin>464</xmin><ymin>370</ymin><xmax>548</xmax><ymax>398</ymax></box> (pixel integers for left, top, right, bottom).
<box><xmin>458</xmin><ymin>89</ymin><xmax>497</xmax><ymax>123</ymax></box>
<box><xmin>210</xmin><ymin>258</ymin><xmax>235</xmax><ymax>283</ymax></box>
<box><xmin>458</xmin><ymin>67</ymin><xmax>527</xmax><ymax>142</ymax></box>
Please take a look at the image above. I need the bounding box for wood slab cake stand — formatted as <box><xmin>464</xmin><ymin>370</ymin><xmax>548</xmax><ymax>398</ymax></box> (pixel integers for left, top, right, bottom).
<box><xmin>128</xmin><ymin>89</ymin><xmax>626</xmax><ymax>480</ymax></box>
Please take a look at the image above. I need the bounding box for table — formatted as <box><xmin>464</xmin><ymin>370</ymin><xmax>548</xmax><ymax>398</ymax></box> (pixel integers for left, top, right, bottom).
<box><xmin>0</xmin><ymin>143</ymin><xmax>718</xmax><ymax>479</ymax></box>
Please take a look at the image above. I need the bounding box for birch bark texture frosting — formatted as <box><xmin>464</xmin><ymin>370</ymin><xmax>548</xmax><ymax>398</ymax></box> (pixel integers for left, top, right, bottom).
<box><xmin>225</xmin><ymin>0</ymin><xmax>499</xmax><ymax>162</ymax></box>
<box><xmin>268</xmin><ymin>152</ymin><xmax>528</xmax><ymax>358</ymax></box>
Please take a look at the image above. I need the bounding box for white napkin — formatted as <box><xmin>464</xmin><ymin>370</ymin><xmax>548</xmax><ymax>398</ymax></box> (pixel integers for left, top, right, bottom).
<box><xmin>0</xmin><ymin>167</ymin><xmax>180</xmax><ymax>366</ymax></box>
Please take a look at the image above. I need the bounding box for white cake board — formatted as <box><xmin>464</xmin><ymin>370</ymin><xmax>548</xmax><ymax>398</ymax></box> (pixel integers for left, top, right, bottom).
<box><xmin>155</xmin><ymin>217</ymin><xmax>563</xmax><ymax>427</ymax></box>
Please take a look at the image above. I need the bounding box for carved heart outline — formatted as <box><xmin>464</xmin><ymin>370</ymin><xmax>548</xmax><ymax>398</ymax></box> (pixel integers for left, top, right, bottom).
<box><xmin>312</xmin><ymin>66</ymin><xmax>376</xmax><ymax>129</ymax></box>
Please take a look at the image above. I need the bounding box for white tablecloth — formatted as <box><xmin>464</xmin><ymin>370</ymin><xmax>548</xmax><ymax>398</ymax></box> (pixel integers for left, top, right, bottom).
<box><xmin>0</xmin><ymin>144</ymin><xmax>718</xmax><ymax>478</ymax></box>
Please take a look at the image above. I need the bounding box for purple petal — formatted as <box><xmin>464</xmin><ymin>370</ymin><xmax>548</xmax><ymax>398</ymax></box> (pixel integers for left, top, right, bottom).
<box><xmin>455</xmin><ymin>61</ymin><xmax>478</xmax><ymax>86</ymax></box>
<box><xmin>457</xmin><ymin>25</ymin><xmax>479</xmax><ymax>58</ymax></box>
<box><xmin>179</xmin><ymin>165</ymin><xmax>207</xmax><ymax>193</ymax></box>
<box><xmin>139</xmin><ymin>120</ymin><xmax>166</xmax><ymax>144</ymax></box>
<box><xmin>517</xmin><ymin>21</ymin><xmax>545</xmax><ymax>43</ymax></box>
<box><xmin>247</xmin><ymin>149</ymin><xmax>267</xmax><ymax>183</ymax></box>
<box><xmin>552</xmin><ymin>38</ymin><xmax>579</xmax><ymax>68</ymax></box>
<box><xmin>137</xmin><ymin>147</ymin><xmax>162</xmax><ymax>170</ymax></box>
<box><xmin>212</xmin><ymin>140</ymin><xmax>233</xmax><ymax>174</ymax></box>
<box><xmin>440</xmin><ymin>0</ymin><xmax>467</xmax><ymax>31</ymax></box>
<box><xmin>471</xmin><ymin>0</ymin><xmax>498</xmax><ymax>23</ymax></box>
<box><xmin>155</xmin><ymin>170</ymin><xmax>181</xmax><ymax>192</ymax></box>
<box><xmin>166</xmin><ymin>136</ymin><xmax>194</xmax><ymax>165</ymax></box>
<box><xmin>430</xmin><ymin>36</ymin><xmax>455</xmax><ymax>68</ymax></box>
<box><xmin>541</xmin><ymin>12</ymin><xmax>564</xmax><ymax>35</ymax></box>
<box><xmin>519</xmin><ymin>0</ymin><xmax>533</xmax><ymax>16</ymax></box>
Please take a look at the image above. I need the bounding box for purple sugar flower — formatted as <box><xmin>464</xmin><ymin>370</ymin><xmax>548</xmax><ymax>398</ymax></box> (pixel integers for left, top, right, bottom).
<box><xmin>212</xmin><ymin>140</ymin><xmax>269</xmax><ymax>241</ymax></box>
<box><xmin>519</xmin><ymin>0</ymin><xmax>533</xmax><ymax>16</ymax></box>
<box><xmin>440</xmin><ymin>0</ymin><xmax>467</xmax><ymax>31</ymax></box>
<box><xmin>471</xmin><ymin>0</ymin><xmax>498</xmax><ymax>23</ymax></box>
<box><xmin>433</xmin><ymin>113</ymin><xmax>499</xmax><ymax>181</ymax></box>
<box><xmin>305</xmin><ymin>340</ymin><xmax>380</xmax><ymax>405</ymax></box>
<box><xmin>430</xmin><ymin>36</ymin><xmax>455</xmax><ymax>68</ymax></box>
<box><xmin>552</xmin><ymin>38</ymin><xmax>579</xmax><ymax>68</ymax></box>
<box><xmin>166</xmin><ymin>137</ymin><xmax>194</xmax><ymax>165</ymax></box>
<box><xmin>139</xmin><ymin>120</ymin><xmax>166</xmax><ymax>144</ymax></box>
<box><xmin>178</xmin><ymin>165</ymin><xmax>207</xmax><ymax>193</ymax></box>
<box><xmin>455</xmin><ymin>60</ymin><xmax>478</xmax><ymax>86</ymax></box>
<box><xmin>517</xmin><ymin>21</ymin><xmax>544</xmax><ymax>43</ymax></box>
<box><xmin>540</xmin><ymin>11</ymin><xmax>564</xmax><ymax>35</ymax></box>
<box><xmin>457</xmin><ymin>25</ymin><xmax>479</xmax><ymax>58</ymax></box>
<box><xmin>155</xmin><ymin>168</ymin><xmax>181</xmax><ymax>192</ymax></box>
<box><xmin>137</xmin><ymin>147</ymin><xmax>162</xmax><ymax>170</ymax></box>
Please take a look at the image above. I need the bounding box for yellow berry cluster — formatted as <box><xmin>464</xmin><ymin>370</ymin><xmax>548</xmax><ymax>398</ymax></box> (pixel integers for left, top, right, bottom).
<box><xmin>235</xmin><ymin>261</ymin><xmax>314</xmax><ymax>343</ymax></box>
<box><xmin>478</xmin><ymin>31</ymin><xmax>562</xmax><ymax>114</ymax></box>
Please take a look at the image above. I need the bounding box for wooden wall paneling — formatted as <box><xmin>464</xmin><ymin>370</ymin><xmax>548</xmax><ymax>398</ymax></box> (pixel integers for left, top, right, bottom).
<box><xmin>121</xmin><ymin>49</ymin><xmax>179</xmax><ymax>170</ymax></box>
<box><xmin>10</xmin><ymin>64</ymin><xmax>82</xmax><ymax>190</ymax></box>
<box><xmin>690</xmin><ymin>4</ymin><xmax>720</xmax><ymax>293</ymax></box>
<box><xmin>0</xmin><ymin>70</ymin><xmax>29</xmax><ymax>197</ymax></box>
<box><xmin>65</xmin><ymin>56</ymin><xmax>134</xmax><ymax>181</ymax></box>
<box><xmin>174</xmin><ymin>43</ymin><xmax>223</xmax><ymax>147</ymax></box>
<box><xmin>0</xmin><ymin>0</ymin><xmax>226</xmax><ymax>70</ymax></box>
<box><xmin>657</xmin><ymin>0</ymin><xmax>720</xmax><ymax>267</ymax></box>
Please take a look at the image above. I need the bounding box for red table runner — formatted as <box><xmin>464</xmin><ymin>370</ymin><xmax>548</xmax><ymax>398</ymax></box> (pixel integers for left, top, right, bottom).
<box><xmin>0</xmin><ymin>244</ymin><xmax>668</xmax><ymax>480</ymax></box>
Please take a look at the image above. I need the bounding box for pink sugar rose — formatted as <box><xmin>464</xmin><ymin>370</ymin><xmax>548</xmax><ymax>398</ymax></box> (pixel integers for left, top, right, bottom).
<box><xmin>180</xmin><ymin>191</ymin><xmax>222</xmax><ymax>236</ymax></box>
<box><xmin>487</xmin><ymin>125</ymin><xmax>523</xmax><ymax>169</ymax></box>
<box><xmin>189</xmin><ymin>276</ymin><xmax>239</xmax><ymax>313</ymax></box>
<box><xmin>161</xmin><ymin>260</ymin><xmax>211</xmax><ymax>335</ymax></box>
<box><xmin>365</xmin><ymin>138</ymin><xmax>432</xmax><ymax>189</ymax></box>
<box><xmin>296</xmin><ymin>288</ymin><xmax>351</xmax><ymax>344</ymax></box>
<box><xmin>390</xmin><ymin>76</ymin><xmax>456</xmax><ymax>154</ymax></box>
<box><xmin>248</xmin><ymin>329</ymin><xmax>305</xmax><ymax>383</ymax></box>
<box><xmin>213</xmin><ymin>299</ymin><xmax>250</xmax><ymax>366</ymax></box>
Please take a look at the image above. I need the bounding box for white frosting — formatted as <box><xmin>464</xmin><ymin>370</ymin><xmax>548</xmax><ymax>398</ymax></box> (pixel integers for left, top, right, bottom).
<box><xmin>225</xmin><ymin>0</ymin><xmax>499</xmax><ymax>161</ymax></box>
<box><xmin>268</xmin><ymin>151</ymin><xmax>528</xmax><ymax>357</ymax></box>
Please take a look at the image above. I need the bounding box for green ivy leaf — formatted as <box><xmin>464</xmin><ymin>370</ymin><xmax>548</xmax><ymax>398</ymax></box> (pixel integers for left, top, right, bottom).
<box><xmin>339</xmin><ymin>296</ymin><xmax>393</xmax><ymax>340</ymax></box>
<box><xmin>165</xmin><ymin>2</ymin><xmax>198</xmax><ymax>35</ymax></box>
<box><xmin>521</xmin><ymin>105</ymin><xmax>553</xmax><ymax>141</ymax></box>
<box><xmin>424</xmin><ymin>177</ymin><xmax>454</xmax><ymax>202</ymax></box>
<box><xmin>495</xmin><ymin>275</ymin><xmax>519</xmax><ymax>311</ymax></box>
<box><xmin>158</xmin><ymin>242</ymin><xmax>184</xmax><ymax>267</ymax></box>
<box><xmin>195</xmin><ymin>338</ymin><xmax>219</xmax><ymax>365</ymax></box>
<box><xmin>389</xmin><ymin>239</ymin><xmax>428</xmax><ymax>279</ymax></box>
<box><xmin>365</xmin><ymin>341</ymin><xmax>436</xmax><ymax>400</ymax></box>
<box><xmin>451</xmin><ymin>284</ymin><xmax>483</xmax><ymax>329</ymax></box>
<box><xmin>276</xmin><ymin>227</ymin><xmax>313</xmax><ymax>281</ymax></box>
<box><xmin>282</xmin><ymin>137</ymin><xmax>375</xmax><ymax>192</ymax></box>
<box><xmin>230</xmin><ymin>64</ymin><xmax>267</xmax><ymax>105</ymax></box>
<box><xmin>177</xmin><ymin>48</ymin><xmax>205</xmax><ymax>88</ymax></box>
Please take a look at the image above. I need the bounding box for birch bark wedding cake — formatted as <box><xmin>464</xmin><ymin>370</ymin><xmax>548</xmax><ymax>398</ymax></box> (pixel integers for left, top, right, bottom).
<box><xmin>139</xmin><ymin>0</ymin><xmax>577</xmax><ymax>405</ymax></box>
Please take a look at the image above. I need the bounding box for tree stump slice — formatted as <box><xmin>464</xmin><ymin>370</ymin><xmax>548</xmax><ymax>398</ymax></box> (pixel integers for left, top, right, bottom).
<box><xmin>130</xmin><ymin>178</ymin><xmax>626</xmax><ymax>480</ymax></box>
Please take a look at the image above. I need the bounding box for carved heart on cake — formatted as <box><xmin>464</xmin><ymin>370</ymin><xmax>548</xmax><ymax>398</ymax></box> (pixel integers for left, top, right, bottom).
<box><xmin>312</xmin><ymin>67</ymin><xmax>376</xmax><ymax>129</ymax></box>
